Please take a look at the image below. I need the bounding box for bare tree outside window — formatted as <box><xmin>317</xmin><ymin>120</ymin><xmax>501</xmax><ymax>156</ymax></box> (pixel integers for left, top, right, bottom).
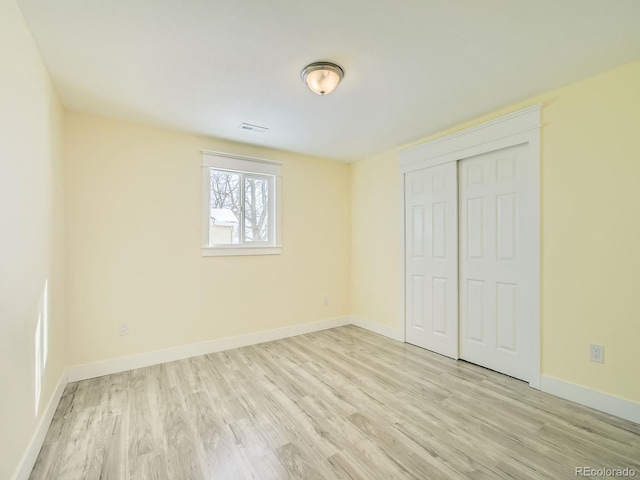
<box><xmin>209</xmin><ymin>169</ymin><xmax>271</xmax><ymax>245</ymax></box>
<box><xmin>244</xmin><ymin>177</ymin><xmax>269</xmax><ymax>241</ymax></box>
<box><xmin>210</xmin><ymin>171</ymin><xmax>241</xmax><ymax>243</ymax></box>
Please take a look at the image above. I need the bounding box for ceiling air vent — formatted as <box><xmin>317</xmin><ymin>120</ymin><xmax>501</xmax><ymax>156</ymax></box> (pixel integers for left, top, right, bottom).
<box><xmin>240</xmin><ymin>123</ymin><xmax>268</xmax><ymax>133</ymax></box>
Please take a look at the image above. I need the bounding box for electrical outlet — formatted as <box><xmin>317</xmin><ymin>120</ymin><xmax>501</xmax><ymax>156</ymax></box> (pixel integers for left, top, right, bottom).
<box><xmin>590</xmin><ymin>344</ymin><xmax>603</xmax><ymax>363</ymax></box>
<box><xmin>119</xmin><ymin>321</ymin><xmax>129</xmax><ymax>336</ymax></box>
<box><xmin>323</xmin><ymin>296</ymin><xmax>329</xmax><ymax>307</ymax></box>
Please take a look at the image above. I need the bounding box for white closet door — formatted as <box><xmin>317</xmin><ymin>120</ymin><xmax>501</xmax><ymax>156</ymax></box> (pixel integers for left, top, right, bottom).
<box><xmin>459</xmin><ymin>144</ymin><xmax>535</xmax><ymax>381</ymax></box>
<box><xmin>405</xmin><ymin>162</ymin><xmax>458</xmax><ymax>359</ymax></box>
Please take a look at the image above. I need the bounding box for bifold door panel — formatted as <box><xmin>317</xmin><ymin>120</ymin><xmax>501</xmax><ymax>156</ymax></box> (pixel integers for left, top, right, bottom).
<box><xmin>459</xmin><ymin>144</ymin><xmax>534</xmax><ymax>381</ymax></box>
<box><xmin>405</xmin><ymin>162</ymin><xmax>458</xmax><ymax>359</ymax></box>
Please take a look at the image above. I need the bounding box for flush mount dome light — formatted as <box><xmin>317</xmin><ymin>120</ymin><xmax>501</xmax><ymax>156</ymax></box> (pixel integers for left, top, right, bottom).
<box><xmin>301</xmin><ymin>62</ymin><xmax>344</xmax><ymax>96</ymax></box>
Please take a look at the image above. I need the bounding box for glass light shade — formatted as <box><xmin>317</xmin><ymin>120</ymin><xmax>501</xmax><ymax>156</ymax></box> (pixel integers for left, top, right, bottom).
<box><xmin>302</xmin><ymin>62</ymin><xmax>344</xmax><ymax>96</ymax></box>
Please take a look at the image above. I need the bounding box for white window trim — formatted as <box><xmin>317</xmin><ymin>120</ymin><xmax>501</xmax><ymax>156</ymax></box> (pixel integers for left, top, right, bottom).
<box><xmin>201</xmin><ymin>150</ymin><xmax>282</xmax><ymax>256</ymax></box>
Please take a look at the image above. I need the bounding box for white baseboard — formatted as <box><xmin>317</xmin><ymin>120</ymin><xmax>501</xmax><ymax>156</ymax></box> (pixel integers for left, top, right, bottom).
<box><xmin>349</xmin><ymin>315</ymin><xmax>404</xmax><ymax>342</ymax></box>
<box><xmin>541</xmin><ymin>375</ymin><xmax>640</xmax><ymax>425</ymax></box>
<box><xmin>67</xmin><ymin>316</ymin><xmax>350</xmax><ymax>382</ymax></box>
<box><xmin>13</xmin><ymin>370</ymin><xmax>68</xmax><ymax>480</ymax></box>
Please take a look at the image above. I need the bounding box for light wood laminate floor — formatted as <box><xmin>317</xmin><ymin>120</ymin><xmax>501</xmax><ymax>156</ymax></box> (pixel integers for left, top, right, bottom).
<box><xmin>30</xmin><ymin>326</ymin><xmax>640</xmax><ymax>479</ymax></box>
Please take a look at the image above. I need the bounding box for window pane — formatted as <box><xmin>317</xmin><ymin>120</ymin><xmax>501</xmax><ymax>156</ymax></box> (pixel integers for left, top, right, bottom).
<box><xmin>209</xmin><ymin>169</ymin><xmax>240</xmax><ymax>245</ymax></box>
<box><xmin>244</xmin><ymin>176</ymin><xmax>270</xmax><ymax>242</ymax></box>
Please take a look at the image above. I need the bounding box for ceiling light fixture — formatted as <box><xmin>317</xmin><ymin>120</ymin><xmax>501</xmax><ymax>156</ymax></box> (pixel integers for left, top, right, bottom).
<box><xmin>301</xmin><ymin>62</ymin><xmax>344</xmax><ymax>96</ymax></box>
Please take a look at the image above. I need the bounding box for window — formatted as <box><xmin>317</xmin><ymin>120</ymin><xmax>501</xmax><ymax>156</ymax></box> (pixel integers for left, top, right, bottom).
<box><xmin>202</xmin><ymin>151</ymin><xmax>282</xmax><ymax>256</ymax></box>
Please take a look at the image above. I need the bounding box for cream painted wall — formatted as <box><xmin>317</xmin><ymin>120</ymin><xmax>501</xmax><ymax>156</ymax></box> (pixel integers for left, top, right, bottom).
<box><xmin>64</xmin><ymin>112</ymin><xmax>350</xmax><ymax>365</ymax></box>
<box><xmin>350</xmin><ymin>150</ymin><xmax>399</xmax><ymax>326</ymax></box>
<box><xmin>0</xmin><ymin>0</ymin><xmax>66</xmax><ymax>478</ymax></box>
<box><xmin>542</xmin><ymin>61</ymin><xmax>640</xmax><ymax>402</ymax></box>
<box><xmin>351</xmin><ymin>59</ymin><xmax>640</xmax><ymax>403</ymax></box>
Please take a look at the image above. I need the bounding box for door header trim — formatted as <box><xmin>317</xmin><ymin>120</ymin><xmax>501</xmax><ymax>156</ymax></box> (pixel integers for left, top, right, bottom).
<box><xmin>398</xmin><ymin>104</ymin><xmax>541</xmax><ymax>171</ymax></box>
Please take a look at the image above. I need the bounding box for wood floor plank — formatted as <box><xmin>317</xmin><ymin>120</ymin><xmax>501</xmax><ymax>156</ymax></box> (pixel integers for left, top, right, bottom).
<box><xmin>28</xmin><ymin>442</ymin><xmax>58</xmax><ymax>479</ymax></box>
<box><xmin>29</xmin><ymin>325</ymin><xmax>640</xmax><ymax>479</ymax></box>
<box><xmin>276</xmin><ymin>442</ymin><xmax>324</xmax><ymax>480</ymax></box>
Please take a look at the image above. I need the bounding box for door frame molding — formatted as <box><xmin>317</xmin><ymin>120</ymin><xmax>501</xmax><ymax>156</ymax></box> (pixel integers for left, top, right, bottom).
<box><xmin>398</xmin><ymin>104</ymin><xmax>542</xmax><ymax>389</ymax></box>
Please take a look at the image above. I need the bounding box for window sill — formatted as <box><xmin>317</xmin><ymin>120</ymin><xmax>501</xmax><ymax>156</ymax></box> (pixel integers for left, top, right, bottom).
<box><xmin>201</xmin><ymin>246</ymin><xmax>282</xmax><ymax>257</ymax></box>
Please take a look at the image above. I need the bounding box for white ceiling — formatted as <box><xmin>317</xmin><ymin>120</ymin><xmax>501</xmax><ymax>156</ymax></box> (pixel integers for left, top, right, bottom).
<box><xmin>18</xmin><ymin>0</ymin><xmax>640</xmax><ymax>162</ymax></box>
